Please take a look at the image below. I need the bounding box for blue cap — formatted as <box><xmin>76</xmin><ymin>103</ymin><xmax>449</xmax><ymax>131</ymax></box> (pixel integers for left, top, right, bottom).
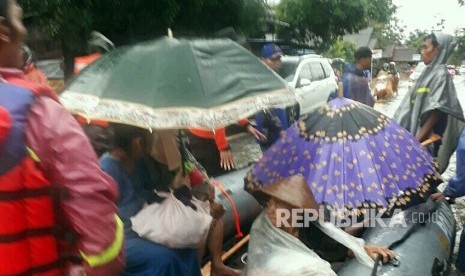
<box><xmin>262</xmin><ymin>43</ymin><xmax>283</xmax><ymax>59</ymax></box>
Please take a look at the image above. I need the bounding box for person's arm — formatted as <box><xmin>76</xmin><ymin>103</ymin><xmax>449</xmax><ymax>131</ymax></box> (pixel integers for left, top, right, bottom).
<box><xmin>254</xmin><ymin>113</ymin><xmax>265</xmax><ymax>134</ymax></box>
<box><xmin>212</xmin><ymin>128</ymin><xmax>235</xmax><ymax>170</ymax></box>
<box><xmin>416</xmin><ymin>110</ymin><xmax>440</xmax><ymax>142</ymax></box>
<box><xmin>238</xmin><ymin>118</ymin><xmax>266</xmax><ymax>141</ymax></box>
<box><xmin>432</xmin><ymin>130</ymin><xmax>465</xmax><ymax>201</ymax></box>
<box><xmin>26</xmin><ymin>97</ymin><xmax>122</xmax><ymax>272</ymax></box>
<box><xmin>275</xmin><ymin>108</ymin><xmax>289</xmax><ymax>129</ymax></box>
<box><xmin>342</xmin><ymin>73</ymin><xmax>351</xmax><ymax>98</ymax></box>
<box><xmin>445</xmin><ymin>134</ymin><xmax>465</xmax><ymax>198</ymax></box>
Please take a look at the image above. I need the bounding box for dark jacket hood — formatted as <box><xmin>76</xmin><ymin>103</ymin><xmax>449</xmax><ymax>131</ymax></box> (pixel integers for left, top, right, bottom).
<box><xmin>430</xmin><ymin>32</ymin><xmax>456</xmax><ymax>66</ymax></box>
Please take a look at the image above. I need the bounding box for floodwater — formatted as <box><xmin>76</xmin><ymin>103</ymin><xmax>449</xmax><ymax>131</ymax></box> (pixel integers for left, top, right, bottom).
<box><xmin>229</xmin><ymin>76</ymin><xmax>465</xmax><ymax>275</ymax></box>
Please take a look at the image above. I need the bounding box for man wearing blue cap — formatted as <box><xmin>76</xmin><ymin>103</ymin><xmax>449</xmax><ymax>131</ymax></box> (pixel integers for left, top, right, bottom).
<box><xmin>261</xmin><ymin>43</ymin><xmax>283</xmax><ymax>72</ymax></box>
<box><xmin>255</xmin><ymin>43</ymin><xmax>289</xmax><ymax>151</ymax></box>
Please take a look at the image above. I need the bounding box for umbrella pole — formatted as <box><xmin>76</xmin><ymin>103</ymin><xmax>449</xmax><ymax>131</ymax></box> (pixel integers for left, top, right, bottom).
<box><xmin>178</xmin><ymin>129</ymin><xmax>187</xmax><ymax>176</ymax></box>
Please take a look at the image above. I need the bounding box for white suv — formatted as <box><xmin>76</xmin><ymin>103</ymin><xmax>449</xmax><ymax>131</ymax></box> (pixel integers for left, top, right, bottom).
<box><xmin>278</xmin><ymin>55</ymin><xmax>338</xmax><ymax>117</ymax></box>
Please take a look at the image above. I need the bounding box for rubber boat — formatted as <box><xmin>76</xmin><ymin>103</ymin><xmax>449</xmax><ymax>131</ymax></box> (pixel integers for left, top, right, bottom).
<box><xmin>206</xmin><ymin>167</ymin><xmax>457</xmax><ymax>276</ymax></box>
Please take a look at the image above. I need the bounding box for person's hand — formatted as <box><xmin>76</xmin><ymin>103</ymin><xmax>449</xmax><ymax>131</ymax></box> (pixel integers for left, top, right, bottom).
<box><xmin>430</xmin><ymin>192</ymin><xmax>446</xmax><ymax>202</ymax></box>
<box><xmin>171</xmin><ymin>170</ymin><xmax>190</xmax><ymax>189</ymax></box>
<box><xmin>220</xmin><ymin>149</ymin><xmax>235</xmax><ymax>170</ymax></box>
<box><xmin>68</xmin><ymin>265</ymin><xmax>87</xmax><ymax>276</ymax></box>
<box><xmin>364</xmin><ymin>244</ymin><xmax>395</xmax><ymax>263</ymax></box>
<box><xmin>246</xmin><ymin>125</ymin><xmax>267</xmax><ymax>141</ymax></box>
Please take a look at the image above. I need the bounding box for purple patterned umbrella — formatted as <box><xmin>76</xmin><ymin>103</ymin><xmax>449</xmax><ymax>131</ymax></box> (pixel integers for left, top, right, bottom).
<box><xmin>245</xmin><ymin>97</ymin><xmax>442</xmax><ymax>218</ymax></box>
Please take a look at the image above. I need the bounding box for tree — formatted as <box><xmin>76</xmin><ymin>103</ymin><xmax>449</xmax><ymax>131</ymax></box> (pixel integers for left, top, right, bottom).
<box><xmin>19</xmin><ymin>0</ymin><xmax>268</xmax><ymax>79</ymax></box>
<box><xmin>373</xmin><ymin>16</ymin><xmax>405</xmax><ymax>49</ymax></box>
<box><xmin>325</xmin><ymin>40</ymin><xmax>356</xmax><ymax>61</ymax></box>
<box><xmin>405</xmin><ymin>29</ymin><xmax>429</xmax><ymax>52</ymax></box>
<box><xmin>20</xmin><ymin>0</ymin><xmax>94</xmax><ymax>78</ymax></box>
<box><xmin>274</xmin><ymin>0</ymin><xmax>396</xmax><ymax>49</ymax></box>
<box><xmin>449</xmin><ymin>31</ymin><xmax>465</xmax><ymax>65</ymax></box>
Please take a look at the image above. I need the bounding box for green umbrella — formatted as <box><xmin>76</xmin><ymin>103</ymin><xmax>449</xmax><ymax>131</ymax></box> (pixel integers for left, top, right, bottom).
<box><xmin>61</xmin><ymin>37</ymin><xmax>296</xmax><ymax>130</ymax></box>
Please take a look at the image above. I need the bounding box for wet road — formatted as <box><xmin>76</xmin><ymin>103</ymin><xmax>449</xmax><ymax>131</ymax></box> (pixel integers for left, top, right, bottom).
<box><xmin>229</xmin><ymin>74</ymin><xmax>465</xmax><ymax>275</ymax></box>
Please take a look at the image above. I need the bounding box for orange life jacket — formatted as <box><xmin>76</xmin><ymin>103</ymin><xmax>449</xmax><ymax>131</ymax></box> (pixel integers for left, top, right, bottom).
<box><xmin>0</xmin><ymin>83</ymin><xmax>62</xmax><ymax>275</ymax></box>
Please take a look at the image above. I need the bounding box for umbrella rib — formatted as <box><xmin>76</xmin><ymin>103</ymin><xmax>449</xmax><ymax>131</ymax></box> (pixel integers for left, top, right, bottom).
<box><xmin>345</xmin><ymin>109</ymin><xmax>383</xmax><ymax>209</ymax></box>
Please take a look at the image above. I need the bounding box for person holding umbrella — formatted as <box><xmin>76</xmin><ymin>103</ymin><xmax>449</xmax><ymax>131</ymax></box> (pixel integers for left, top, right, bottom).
<box><xmin>255</xmin><ymin>43</ymin><xmax>290</xmax><ymax>151</ymax></box>
<box><xmin>246</xmin><ymin>175</ymin><xmax>395</xmax><ymax>275</ymax></box>
<box><xmin>100</xmin><ymin>124</ymin><xmax>240</xmax><ymax>276</ymax></box>
<box><xmin>99</xmin><ymin>124</ymin><xmax>201</xmax><ymax>276</ymax></box>
<box><xmin>0</xmin><ymin>0</ymin><xmax>123</xmax><ymax>274</ymax></box>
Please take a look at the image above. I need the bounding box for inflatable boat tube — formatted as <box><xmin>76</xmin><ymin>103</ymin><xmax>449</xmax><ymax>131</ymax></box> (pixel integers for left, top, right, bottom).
<box><xmin>338</xmin><ymin>201</ymin><xmax>456</xmax><ymax>276</ymax></box>
<box><xmin>212</xmin><ymin>168</ymin><xmax>456</xmax><ymax>276</ymax></box>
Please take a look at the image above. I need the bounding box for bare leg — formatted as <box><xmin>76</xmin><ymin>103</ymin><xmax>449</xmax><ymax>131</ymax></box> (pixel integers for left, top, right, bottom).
<box><xmin>208</xmin><ymin>218</ymin><xmax>240</xmax><ymax>276</ymax></box>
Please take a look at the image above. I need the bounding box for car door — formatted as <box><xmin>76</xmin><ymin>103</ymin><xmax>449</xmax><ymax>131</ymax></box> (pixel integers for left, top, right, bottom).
<box><xmin>305</xmin><ymin>61</ymin><xmax>327</xmax><ymax>112</ymax></box>
<box><xmin>321</xmin><ymin>60</ymin><xmax>338</xmax><ymax>95</ymax></box>
<box><xmin>294</xmin><ymin>62</ymin><xmax>315</xmax><ymax>115</ymax></box>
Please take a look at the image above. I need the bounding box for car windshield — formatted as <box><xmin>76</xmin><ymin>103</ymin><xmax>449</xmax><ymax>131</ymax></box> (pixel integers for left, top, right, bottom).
<box><xmin>278</xmin><ymin>60</ymin><xmax>299</xmax><ymax>82</ymax></box>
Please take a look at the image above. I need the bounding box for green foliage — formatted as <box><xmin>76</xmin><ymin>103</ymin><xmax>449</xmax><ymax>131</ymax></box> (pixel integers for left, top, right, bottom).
<box><xmin>405</xmin><ymin>29</ymin><xmax>429</xmax><ymax>52</ymax></box>
<box><xmin>20</xmin><ymin>0</ymin><xmax>267</xmax><ymax>47</ymax></box>
<box><xmin>275</xmin><ymin>0</ymin><xmax>396</xmax><ymax>48</ymax></box>
<box><xmin>448</xmin><ymin>50</ymin><xmax>462</xmax><ymax>65</ymax></box>
<box><xmin>373</xmin><ymin>15</ymin><xmax>405</xmax><ymax>49</ymax></box>
<box><xmin>450</xmin><ymin>32</ymin><xmax>465</xmax><ymax>64</ymax></box>
<box><xmin>19</xmin><ymin>0</ymin><xmax>268</xmax><ymax>78</ymax></box>
<box><xmin>20</xmin><ymin>0</ymin><xmax>93</xmax><ymax>52</ymax></box>
<box><xmin>325</xmin><ymin>39</ymin><xmax>356</xmax><ymax>61</ymax></box>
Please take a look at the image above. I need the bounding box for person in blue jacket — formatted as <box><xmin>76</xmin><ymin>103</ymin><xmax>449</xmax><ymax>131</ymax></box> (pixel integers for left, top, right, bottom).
<box><xmin>99</xmin><ymin>124</ymin><xmax>201</xmax><ymax>276</ymax></box>
<box><xmin>257</xmin><ymin>43</ymin><xmax>290</xmax><ymax>151</ymax></box>
<box><xmin>342</xmin><ymin>47</ymin><xmax>375</xmax><ymax>107</ymax></box>
<box><xmin>431</xmin><ymin>129</ymin><xmax>465</xmax><ymax>275</ymax></box>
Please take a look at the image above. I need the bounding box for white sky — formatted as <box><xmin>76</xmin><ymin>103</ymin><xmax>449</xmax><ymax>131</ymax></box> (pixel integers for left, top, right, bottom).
<box><xmin>392</xmin><ymin>0</ymin><xmax>465</xmax><ymax>35</ymax></box>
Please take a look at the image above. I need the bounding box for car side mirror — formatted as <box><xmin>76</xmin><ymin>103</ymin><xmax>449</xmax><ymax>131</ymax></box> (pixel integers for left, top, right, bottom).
<box><xmin>298</xmin><ymin>78</ymin><xmax>311</xmax><ymax>87</ymax></box>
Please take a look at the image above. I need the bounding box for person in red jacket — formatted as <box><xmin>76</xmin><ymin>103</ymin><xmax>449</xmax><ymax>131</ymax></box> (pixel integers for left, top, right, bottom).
<box><xmin>0</xmin><ymin>1</ymin><xmax>123</xmax><ymax>275</ymax></box>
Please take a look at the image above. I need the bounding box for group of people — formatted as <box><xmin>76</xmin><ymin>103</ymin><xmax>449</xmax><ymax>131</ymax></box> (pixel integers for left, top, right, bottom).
<box><xmin>0</xmin><ymin>0</ymin><xmax>290</xmax><ymax>274</ymax></box>
<box><xmin>373</xmin><ymin>62</ymin><xmax>399</xmax><ymax>100</ymax></box>
<box><xmin>1</xmin><ymin>0</ymin><xmax>465</xmax><ymax>275</ymax></box>
<box><xmin>341</xmin><ymin>32</ymin><xmax>464</xmax><ymax>275</ymax></box>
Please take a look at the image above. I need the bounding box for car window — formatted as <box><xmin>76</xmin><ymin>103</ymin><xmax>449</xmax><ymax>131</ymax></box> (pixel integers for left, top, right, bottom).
<box><xmin>298</xmin><ymin>64</ymin><xmax>312</xmax><ymax>82</ymax></box>
<box><xmin>321</xmin><ymin>61</ymin><xmax>333</xmax><ymax>79</ymax></box>
<box><xmin>278</xmin><ymin>60</ymin><xmax>299</xmax><ymax>82</ymax></box>
<box><xmin>309</xmin><ymin>61</ymin><xmax>325</xmax><ymax>81</ymax></box>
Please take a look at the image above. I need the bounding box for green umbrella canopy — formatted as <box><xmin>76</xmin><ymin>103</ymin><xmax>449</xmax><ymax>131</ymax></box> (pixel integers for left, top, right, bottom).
<box><xmin>61</xmin><ymin>37</ymin><xmax>296</xmax><ymax>129</ymax></box>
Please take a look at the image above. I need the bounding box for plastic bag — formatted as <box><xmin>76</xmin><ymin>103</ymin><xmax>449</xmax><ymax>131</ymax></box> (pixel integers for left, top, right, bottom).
<box><xmin>315</xmin><ymin>221</ymin><xmax>374</xmax><ymax>268</ymax></box>
<box><xmin>131</xmin><ymin>193</ymin><xmax>212</xmax><ymax>249</ymax></box>
<box><xmin>246</xmin><ymin>212</ymin><xmax>336</xmax><ymax>276</ymax></box>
